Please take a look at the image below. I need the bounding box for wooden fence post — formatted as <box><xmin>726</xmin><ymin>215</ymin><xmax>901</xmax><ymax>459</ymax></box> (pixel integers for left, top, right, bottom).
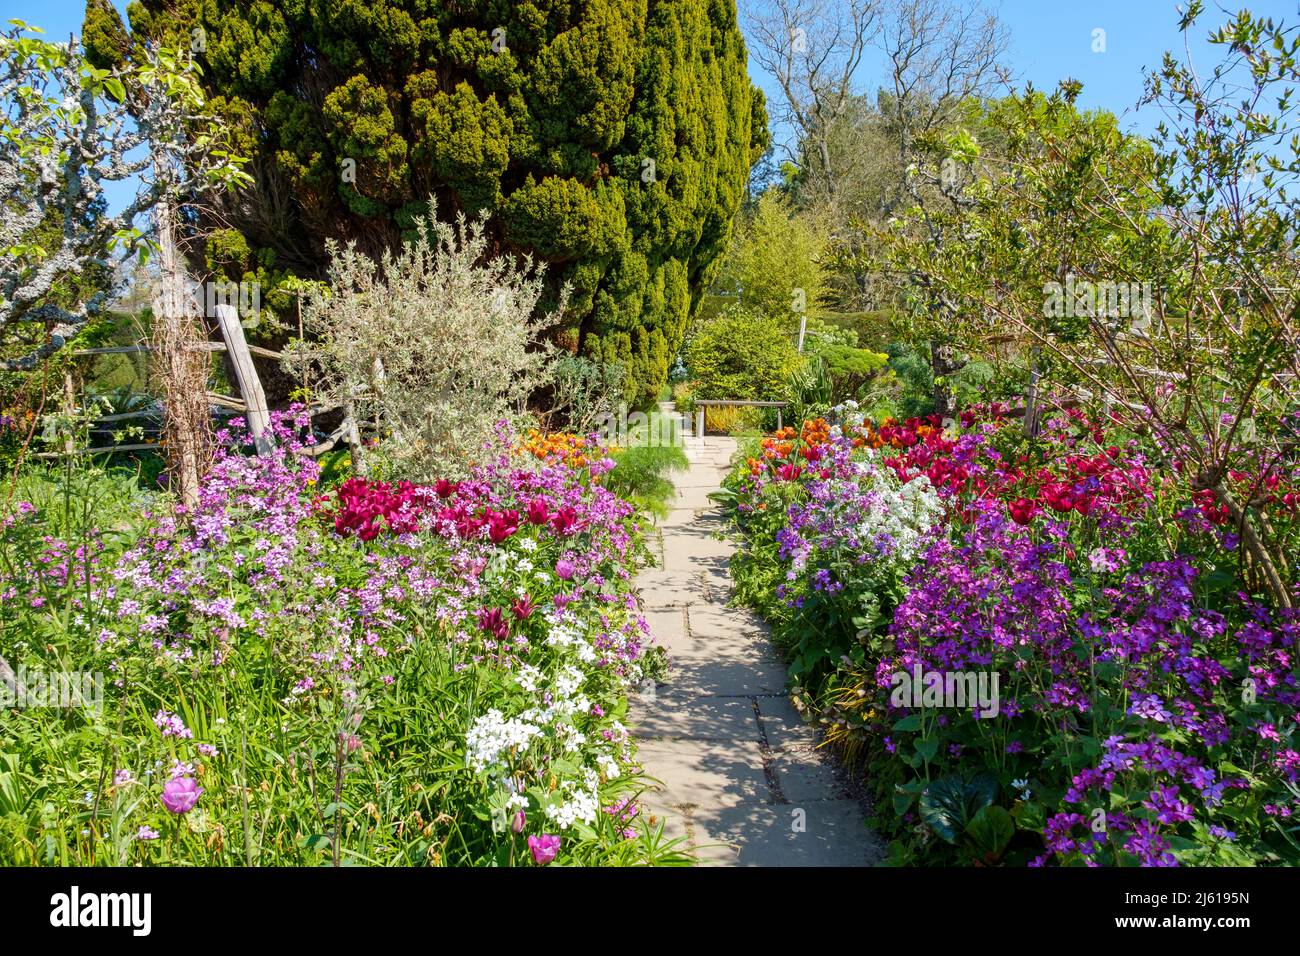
<box><xmin>214</xmin><ymin>303</ymin><xmax>272</xmax><ymax>455</ymax></box>
<box><xmin>61</xmin><ymin>368</ymin><xmax>76</xmax><ymax>456</ymax></box>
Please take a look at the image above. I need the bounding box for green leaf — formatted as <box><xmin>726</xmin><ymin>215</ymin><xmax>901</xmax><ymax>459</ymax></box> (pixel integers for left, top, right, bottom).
<box><xmin>918</xmin><ymin>772</ymin><xmax>1000</xmax><ymax>844</ymax></box>
<box><xmin>1011</xmin><ymin>801</ymin><xmax>1046</xmax><ymax>832</ymax></box>
<box><xmin>914</xmin><ymin>736</ymin><xmax>939</xmax><ymax>762</ymax></box>
<box><xmin>965</xmin><ymin>804</ymin><xmax>1015</xmax><ymax>857</ymax></box>
<box><xmin>919</xmin><ymin>778</ymin><xmax>968</xmax><ymax>844</ymax></box>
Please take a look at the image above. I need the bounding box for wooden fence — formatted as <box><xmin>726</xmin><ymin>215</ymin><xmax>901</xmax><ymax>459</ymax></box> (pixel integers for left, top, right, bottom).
<box><xmin>38</xmin><ymin>304</ymin><xmax>350</xmax><ymax>460</ymax></box>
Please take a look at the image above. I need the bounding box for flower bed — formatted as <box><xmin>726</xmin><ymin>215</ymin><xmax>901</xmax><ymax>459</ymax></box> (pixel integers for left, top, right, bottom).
<box><xmin>723</xmin><ymin>403</ymin><xmax>1300</xmax><ymax>866</ymax></box>
<box><xmin>0</xmin><ymin>411</ymin><xmax>678</xmax><ymax>866</ymax></box>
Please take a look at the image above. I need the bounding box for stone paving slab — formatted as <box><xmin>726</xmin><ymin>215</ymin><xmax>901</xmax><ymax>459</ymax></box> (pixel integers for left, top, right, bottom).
<box><xmin>635</xmin><ymin>570</ymin><xmax>702</xmax><ymax>608</ymax></box>
<box><xmin>691</xmin><ymin>800</ymin><xmax>882</xmax><ymax>867</ymax></box>
<box><xmin>768</xmin><ymin>746</ymin><xmax>852</xmax><ymax>802</ymax></box>
<box><xmin>756</xmin><ymin>695</ymin><xmax>821</xmax><ymax>750</ymax></box>
<box><xmin>688</xmin><ymin>605</ymin><xmax>767</xmax><ymax>640</ymax></box>
<box><xmin>631</xmin><ymin>434</ymin><xmax>878</xmax><ymax>867</ymax></box>
<box><xmin>673</xmin><ymin>485</ymin><xmax>719</xmax><ymax>510</ymax></box>
<box><xmin>665</xmin><ymin>651</ymin><xmax>789</xmax><ymax>697</ymax></box>
<box><xmin>629</xmin><ymin>692</ymin><xmax>761</xmax><ymax>742</ymax></box>
<box><xmin>662</xmin><ymin>535</ymin><xmax>734</xmax><ymax>571</ymax></box>
<box><xmin>636</xmin><ymin>739</ymin><xmax>769</xmax><ymax>808</ymax></box>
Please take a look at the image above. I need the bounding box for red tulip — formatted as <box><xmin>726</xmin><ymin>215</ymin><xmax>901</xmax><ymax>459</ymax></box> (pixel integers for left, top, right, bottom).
<box><xmin>487</xmin><ymin>509</ymin><xmax>520</xmax><ymax>543</ymax></box>
<box><xmin>550</xmin><ymin>507</ymin><xmax>579</xmax><ymax>535</ymax></box>
<box><xmin>1009</xmin><ymin>498</ymin><xmax>1039</xmax><ymax>526</ymax></box>
<box><xmin>477</xmin><ymin>607</ymin><xmax>509</xmax><ymax>640</ymax></box>
<box><xmin>526</xmin><ymin>498</ymin><xmax>550</xmax><ymax>525</ymax></box>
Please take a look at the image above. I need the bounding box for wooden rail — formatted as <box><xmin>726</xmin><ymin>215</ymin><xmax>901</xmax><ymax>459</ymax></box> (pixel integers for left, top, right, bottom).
<box><xmin>692</xmin><ymin>399</ymin><xmax>789</xmax><ymax>435</ymax></box>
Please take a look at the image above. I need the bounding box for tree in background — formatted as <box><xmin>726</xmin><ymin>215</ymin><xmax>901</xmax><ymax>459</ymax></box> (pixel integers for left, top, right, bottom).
<box><xmin>85</xmin><ymin>0</ymin><xmax>769</xmax><ymax>406</ymax></box>
<box><xmin>873</xmin><ymin>7</ymin><xmax>1300</xmax><ymax>606</ymax></box>
<box><xmin>742</xmin><ymin>0</ymin><xmax>879</xmax><ymax>220</ymax></box>
<box><xmin>685</xmin><ymin>304</ymin><xmax>805</xmax><ymax>407</ymax></box>
<box><xmin>2</xmin><ymin>20</ymin><xmax>248</xmax><ymax>507</ymax></box>
<box><xmin>706</xmin><ymin>188</ymin><xmax>827</xmax><ymax>328</ymax></box>
<box><xmin>0</xmin><ymin>21</ymin><xmax>243</xmax><ymax>370</ymax></box>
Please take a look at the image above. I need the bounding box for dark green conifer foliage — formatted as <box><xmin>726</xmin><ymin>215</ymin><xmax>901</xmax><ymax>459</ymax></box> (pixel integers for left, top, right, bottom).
<box><xmin>84</xmin><ymin>0</ymin><xmax>768</xmax><ymax>403</ymax></box>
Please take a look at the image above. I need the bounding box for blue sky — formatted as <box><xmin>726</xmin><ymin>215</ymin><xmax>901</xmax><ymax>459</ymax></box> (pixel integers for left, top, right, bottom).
<box><xmin>993</xmin><ymin>0</ymin><xmax>1295</xmax><ymax>135</ymax></box>
<box><xmin>6</xmin><ymin>0</ymin><xmax>1297</xmax><ymax>208</ymax></box>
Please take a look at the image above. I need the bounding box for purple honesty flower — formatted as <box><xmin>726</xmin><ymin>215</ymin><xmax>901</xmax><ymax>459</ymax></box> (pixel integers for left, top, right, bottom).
<box><xmin>1129</xmin><ymin>694</ymin><xmax>1173</xmax><ymax>723</ymax></box>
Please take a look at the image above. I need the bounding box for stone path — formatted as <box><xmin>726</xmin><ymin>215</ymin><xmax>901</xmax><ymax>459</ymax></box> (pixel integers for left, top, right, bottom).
<box><xmin>631</xmin><ymin>435</ymin><xmax>882</xmax><ymax>866</ymax></box>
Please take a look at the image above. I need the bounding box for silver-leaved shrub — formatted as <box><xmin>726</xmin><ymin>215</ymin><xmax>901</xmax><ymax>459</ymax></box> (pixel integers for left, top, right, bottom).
<box><xmin>297</xmin><ymin>201</ymin><xmax>567</xmax><ymax>478</ymax></box>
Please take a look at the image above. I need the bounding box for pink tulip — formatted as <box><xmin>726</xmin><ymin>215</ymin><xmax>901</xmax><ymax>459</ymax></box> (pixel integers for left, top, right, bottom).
<box><xmin>528</xmin><ymin>833</ymin><xmax>560</xmax><ymax>865</ymax></box>
<box><xmin>160</xmin><ymin>776</ymin><xmax>202</xmax><ymax>814</ymax></box>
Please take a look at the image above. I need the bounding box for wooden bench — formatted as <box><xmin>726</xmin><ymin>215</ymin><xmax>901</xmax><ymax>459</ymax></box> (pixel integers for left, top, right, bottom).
<box><xmin>692</xmin><ymin>399</ymin><xmax>788</xmax><ymax>436</ymax></box>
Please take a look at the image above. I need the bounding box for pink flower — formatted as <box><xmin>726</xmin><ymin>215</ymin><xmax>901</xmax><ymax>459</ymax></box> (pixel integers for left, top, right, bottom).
<box><xmin>511</xmin><ymin>595</ymin><xmax>536</xmax><ymax>620</ymax></box>
<box><xmin>526</xmin><ymin>498</ymin><xmax>550</xmax><ymax>525</ymax></box>
<box><xmin>549</xmin><ymin>507</ymin><xmax>579</xmax><ymax>535</ymax></box>
<box><xmin>160</xmin><ymin>776</ymin><xmax>202</xmax><ymax>814</ymax></box>
<box><xmin>512</xmin><ymin>810</ymin><xmax>527</xmax><ymax>834</ymax></box>
<box><xmin>477</xmin><ymin>607</ymin><xmax>510</xmax><ymax>640</ymax></box>
<box><xmin>555</xmin><ymin>558</ymin><xmax>575</xmax><ymax>581</ymax></box>
<box><xmin>528</xmin><ymin>833</ymin><xmax>560</xmax><ymax>865</ymax></box>
<box><xmin>487</xmin><ymin>509</ymin><xmax>520</xmax><ymax>543</ymax></box>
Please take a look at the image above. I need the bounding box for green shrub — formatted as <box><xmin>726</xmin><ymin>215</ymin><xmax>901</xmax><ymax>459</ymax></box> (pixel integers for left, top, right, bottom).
<box><xmin>604</xmin><ymin>412</ymin><xmax>688</xmax><ymax>518</ymax></box>
<box><xmin>684</xmin><ymin>306</ymin><xmax>805</xmax><ymax>405</ymax></box>
<box><xmin>96</xmin><ymin>0</ymin><xmax>770</xmax><ymax>405</ymax></box>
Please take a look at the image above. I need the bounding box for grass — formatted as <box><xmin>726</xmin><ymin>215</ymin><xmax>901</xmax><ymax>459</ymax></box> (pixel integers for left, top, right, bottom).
<box><xmin>604</xmin><ymin>412</ymin><xmax>689</xmax><ymax>519</ymax></box>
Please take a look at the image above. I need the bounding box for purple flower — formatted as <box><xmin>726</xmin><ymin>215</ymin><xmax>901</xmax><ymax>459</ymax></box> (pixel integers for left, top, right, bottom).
<box><xmin>555</xmin><ymin>558</ymin><xmax>576</xmax><ymax>581</ymax></box>
<box><xmin>1129</xmin><ymin>694</ymin><xmax>1173</xmax><ymax>723</ymax></box>
<box><xmin>527</xmin><ymin>833</ymin><xmax>560</xmax><ymax>865</ymax></box>
<box><xmin>160</xmin><ymin>776</ymin><xmax>202</xmax><ymax>814</ymax></box>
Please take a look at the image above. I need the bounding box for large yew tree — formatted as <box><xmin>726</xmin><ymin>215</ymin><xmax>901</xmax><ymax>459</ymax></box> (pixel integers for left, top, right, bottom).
<box><xmin>85</xmin><ymin>0</ymin><xmax>769</xmax><ymax>404</ymax></box>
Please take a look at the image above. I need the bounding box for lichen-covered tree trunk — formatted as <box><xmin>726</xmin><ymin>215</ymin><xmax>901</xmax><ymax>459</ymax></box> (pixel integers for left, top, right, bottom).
<box><xmin>930</xmin><ymin>340</ymin><xmax>964</xmax><ymax>421</ymax></box>
<box><xmin>151</xmin><ymin>194</ymin><xmax>211</xmax><ymax>512</ymax></box>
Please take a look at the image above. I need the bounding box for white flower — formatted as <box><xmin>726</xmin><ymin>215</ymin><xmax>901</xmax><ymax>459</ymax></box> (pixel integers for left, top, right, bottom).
<box><xmin>466</xmin><ymin>708</ymin><xmax>541</xmax><ymax>772</ymax></box>
<box><xmin>514</xmin><ymin>664</ymin><xmax>541</xmax><ymax>693</ymax></box>
<box><xmin>597</xmin><ymin>752</ymin><xmax>621</xmax><ymax>780</ymax></box>
<box><xmin>543</xmin><ymin>785</ymin><xmax>599</xmax><ymax>829</ymax></box>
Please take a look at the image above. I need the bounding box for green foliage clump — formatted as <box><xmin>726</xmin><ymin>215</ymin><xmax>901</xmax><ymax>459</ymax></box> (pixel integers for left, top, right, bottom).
<box><xmin>97</xmin><ymin>0</ymin><xmax>768</xmax><ymax>404</ymax></box>
<box><xmin>604</xmin><ymin>413</ymin><xmax>689</xmax><ymax>519</ymax></box>
<box><xmin>684</xmin><ymin>306</ymin><xmax>805</xmax><ymax>405</ymax></box>
<box><xmin>707</xmin><ymin>189</ymin><xmax>828</xmax><ymax>323</ymax></box>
